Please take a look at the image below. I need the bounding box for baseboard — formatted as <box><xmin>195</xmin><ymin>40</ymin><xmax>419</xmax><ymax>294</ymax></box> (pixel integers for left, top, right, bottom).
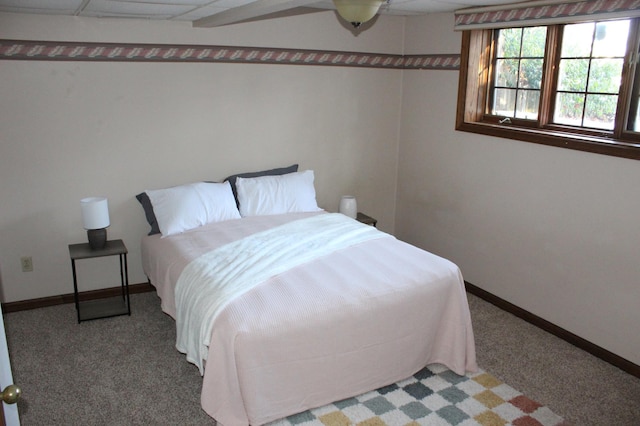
<box><xmin>1</xmin><ymin>282</ymin><xmax>154</xmax><ymax>314</ymax></box>
<box><xmin>465</xmin><ymin>281</ymin><xmax>640</xmax><ymax>379</ymax></box>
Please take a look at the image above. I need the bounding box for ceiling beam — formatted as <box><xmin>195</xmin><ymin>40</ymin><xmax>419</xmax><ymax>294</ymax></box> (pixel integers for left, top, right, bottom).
<box><xmin>193</xmin><ymin>0</ymin><xmax>321</xmax><ymax>28</ymax></box>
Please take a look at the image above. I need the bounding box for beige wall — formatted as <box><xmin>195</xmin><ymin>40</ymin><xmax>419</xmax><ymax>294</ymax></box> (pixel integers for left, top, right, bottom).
<box><xmin>2</xmin><ymin>9</ymin><xmax>638</xmax><ymax>367</ymax></box>
<box><xmin>0</xmin><ymin>11</ymin><xmax>403</xmax><ymax>302</ymax></box>
<box><xmin>397</xmin><ymin>13</ymin><xmax>640</xmax><ymax>365</ymax></box>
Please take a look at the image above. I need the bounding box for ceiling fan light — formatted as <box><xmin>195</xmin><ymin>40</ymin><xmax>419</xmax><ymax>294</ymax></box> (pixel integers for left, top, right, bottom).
<box><xmin>333</xmin><ymin>0</ymin><xmax>384</xmax><ymax>28</ymax></box>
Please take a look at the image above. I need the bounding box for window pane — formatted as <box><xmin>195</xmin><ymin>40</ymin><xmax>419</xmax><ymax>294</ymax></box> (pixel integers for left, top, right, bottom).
<box><xmin>490</xmin><ymin>27</ymin><xmax>546</xmax><ymax>119</ymax></box>
<box><xmin>593</xmin><ymin>20</ymin><xmax>630</xmax><ymax>57</ymax></box>
<box><xmin>628</xmin><ymin>96</ymin><xmax>640</xmax><ymax>132</ymax></box>
<box><xmin>493</xmin><ymin>88</ymin><xmax>517</xmax><ymax>117</ymax></box>
<box><xmin>497</xmin><ymin>28</ymin><xmax>522</xmax><ymax>58</ymax></box>
<box><xmin>519</xmin><ymin>59</ymin><xmax>543</xmax><ymax>89</ymax></box>
<box><xmin>627</xmin><ymin>41</ymin><xmax>640</xmax><ymax>132</ymax></box>
<box><xmin>555</xmin><ymin>92</ymin><xmax>585</xmax><ymax>126</ymax></box>
<box><xmin>555</xmin><ymin>19</ymin><xmax>630</xmax><ymax>130</ymax></box>
<box><xmin>561</xmin><ymin>22</ymin><xmax>594</xmax><ymax>57</ymax></box>
<box><xmin>558</xmin><ymin>59</ymin><xmax>589</xmax><ymax>91</ymax></box>
<box><xmin>515</xmin><ymin>90</ymin><xmax>540</xmax><ymax>120</ymax></box>
<box><xmin>588</xmin><ymin>58</ymin><xmax>623</xmax><ymax>93</ymax></box>
<box><xmin>521</xmin><ymin>27</ymin><xmax>547</xmax><ymax>57</ymax></box>
<box><xmin>495</xmin><ymin>59</ymin><xmax>519</xmax><ymax>87</ymax></box>
<box><xmin>584</xmin><ymin>94</ymin><xmax>617</xmax><ymax>129</ymax></box>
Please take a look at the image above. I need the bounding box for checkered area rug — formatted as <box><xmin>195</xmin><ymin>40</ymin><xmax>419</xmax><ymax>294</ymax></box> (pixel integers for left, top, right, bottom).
<box><xmin>268</xmin><ymin>364</ymin><xmax>568</xmax><ymax>426</ymax></box>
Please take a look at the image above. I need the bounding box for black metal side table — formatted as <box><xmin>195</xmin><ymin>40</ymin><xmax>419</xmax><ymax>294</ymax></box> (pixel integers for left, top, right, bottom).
<box><xmin>68</xmin><ymin>239</ymin><xmax>131</xmax><ymax>323</ymax></box>
<box><xmin>356</xmin><ymin>212</ymin><xmax>378</xmax><ymax>227</ymax></box>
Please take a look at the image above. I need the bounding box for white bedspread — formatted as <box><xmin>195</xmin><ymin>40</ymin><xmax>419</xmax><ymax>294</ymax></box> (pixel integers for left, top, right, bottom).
<box><xmin>175</xmin><ymin>213</ymin><xmax>389</xmax><ymax>373</ymax></box>
<box><xmin>141</xmin><ymin>212</ymin><xmax>477</xmax><ymax>426</ymax></box>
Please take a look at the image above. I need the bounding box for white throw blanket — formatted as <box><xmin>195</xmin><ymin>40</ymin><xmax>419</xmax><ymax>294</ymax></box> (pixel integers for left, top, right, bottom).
<box><xmin>175</xmin><ymin>213</ymin><xmax>390</xmax><ymax>374</ymax></box>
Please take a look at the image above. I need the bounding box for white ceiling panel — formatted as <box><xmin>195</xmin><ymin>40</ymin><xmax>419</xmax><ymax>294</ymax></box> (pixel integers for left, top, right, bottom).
<box><xmin>122</xmin><ymin>0</ymin><xmax>211</xmax><ymax>3</ymax></box>
<box><xmin>0</xmin><ymin>0</ymin><xmax>84</xmax><ymax>7</ymax></box>
<box><xmin>384</xmin><ymin>0</ymin><xmax>468</xmax><ymax>14</ymax></box>
<box><xmin>0</xmin><ymin>0</ymin><xmax>523</xmax><ymax>23</ymax></box>
<box><xmin>81</xmin><ymin>0</ymin><xmax>195</xmax><ymax>18</ymax></box>
<box><xmin>0</xmin><ymin>7</ymin><xmax>77</xmax><ymax>15</ymax></box>
<box><xmin>173</xmin><ymin>4</ymin><xmax>229</xmax><ymax>21</ymax></box>
<box><xmin>0</xmin><ymin>0</ymin><xmax>84</xmax><ymax>15</ymax></box>
<box><xmin>211</xmin><ymin>0</ymin><xmax>257</xmax><ymax>7</ymax></box>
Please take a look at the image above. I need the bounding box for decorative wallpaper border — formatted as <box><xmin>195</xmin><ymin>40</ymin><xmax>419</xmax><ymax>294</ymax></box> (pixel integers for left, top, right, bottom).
<box><xmin>455</xmin><ymin>0</ymin><xmax>640</xmax><ymax>29</ymax></box>
<box><xmin>0</xmin><ymin>39</ymin><xmax>460</xmax><ymax>70</ymax></box>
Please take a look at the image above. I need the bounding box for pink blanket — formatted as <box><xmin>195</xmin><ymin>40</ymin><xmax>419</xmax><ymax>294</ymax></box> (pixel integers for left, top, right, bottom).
<box><xmin>142</xmin><ymin>212</ymin><xmax>477</xmax><ymax>425</ymax></box>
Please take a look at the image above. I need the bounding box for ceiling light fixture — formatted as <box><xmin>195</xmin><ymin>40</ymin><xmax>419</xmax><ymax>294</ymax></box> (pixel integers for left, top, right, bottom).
<box><xmin>333</xmin><ymin>0</ymin><xmax>384</xmax><ymax>28</ymax></box>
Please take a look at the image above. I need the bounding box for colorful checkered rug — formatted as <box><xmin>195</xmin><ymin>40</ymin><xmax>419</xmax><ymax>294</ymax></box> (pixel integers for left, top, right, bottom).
<box><xmin>268</xmin><ymin>364</ymin><xmax>568</xmax><ymax>426</ymax></box>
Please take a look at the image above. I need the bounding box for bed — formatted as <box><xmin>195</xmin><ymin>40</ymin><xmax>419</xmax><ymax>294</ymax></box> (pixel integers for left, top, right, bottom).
<box><xmin>137</xmin><ymin>166</ymin><xmax>477</xmax><ymax>426</ymax></box>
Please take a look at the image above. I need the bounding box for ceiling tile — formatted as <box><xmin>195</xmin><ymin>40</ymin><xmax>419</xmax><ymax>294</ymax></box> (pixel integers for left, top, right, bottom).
<box><xmin>0</xmin><ymin>0</ymin><xmax>84</xmax><ymax>14</ymax></box>
<box><xmin>383</xmin><ymin>0</ymin><xmax>469</xmax><ymax>14</ymax></box>
<box><xmin>173</xmin><ymin>4</ymin><xmax>228</xmax><ymax>21</ymax></box>
<box><xmin>210</xmin><ymin>0</ymin><xmax>256</xmax><ymax>7</ymax></box>
<box><xmin>81</xmin><ymin>0</ymin><xmax>196</xmax><ymax>18</ymax></box>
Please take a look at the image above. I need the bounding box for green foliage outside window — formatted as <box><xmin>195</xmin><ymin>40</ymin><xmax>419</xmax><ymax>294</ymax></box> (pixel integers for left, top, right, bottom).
<box><xmin>493</xmin><ymin>26</ymin><xmax>546</xmax><ymax>118</ymax></box>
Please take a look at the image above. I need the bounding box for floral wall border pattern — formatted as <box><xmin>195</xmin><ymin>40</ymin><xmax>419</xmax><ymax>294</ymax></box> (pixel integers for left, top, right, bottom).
<box><xmin>454</xmin><ymin>0</ymin><xmax>640</xmax><ymax>29</ymax></box>
<box><xmin>0</xmin><ymin>39</ymin><xmax>460</xmax><ymax>70</ymax></box>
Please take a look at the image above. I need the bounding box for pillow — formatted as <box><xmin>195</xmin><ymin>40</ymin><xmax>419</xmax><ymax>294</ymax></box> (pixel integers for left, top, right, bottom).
<box><xmin>236</xmin><ymin>170</ymin><xmax>322</xmax><ymax>217</ymax></box>
<box><xmin>144</xmin><ymin>181</ymin><xmax>240</xmax><ymax>236</ymax></box>
<box><xmin>224</xmin><ymin>164</ymin><xmax>298</xmax><ymax>207</ymax></box>
<box><xmin>137</xmin><ymin>180</ymin><xmax>223</xmax><ymax>235</ymax></box>
<box><xmin>136</xmin><ymin>191</ymin><xmax>161</xmax><ymax>235</ymax></box>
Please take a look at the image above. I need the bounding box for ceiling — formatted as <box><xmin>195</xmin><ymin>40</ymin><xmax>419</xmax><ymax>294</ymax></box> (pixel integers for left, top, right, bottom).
<box><xmin>0</xmin><ymin>0</ymin><xmax>519</xmax><ymax>27</ymax></box>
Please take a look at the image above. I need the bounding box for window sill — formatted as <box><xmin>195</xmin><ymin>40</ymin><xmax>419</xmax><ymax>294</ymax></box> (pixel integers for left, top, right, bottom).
<box><xmin>456</xmin><ymin>121</ymin><xmax>640</xmax><ymax>161</ymax></box>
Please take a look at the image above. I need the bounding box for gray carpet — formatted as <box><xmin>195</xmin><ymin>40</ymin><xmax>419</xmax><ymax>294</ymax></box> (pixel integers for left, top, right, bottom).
<box><xmin>3</xmin><ymin>292</ymin><xmax>640</xmax><ymax>425</ymax></box>
<box><xmin>5</xmin><ymin>292</ymin><xmax>211</xmax><ymax>425</ymax></box>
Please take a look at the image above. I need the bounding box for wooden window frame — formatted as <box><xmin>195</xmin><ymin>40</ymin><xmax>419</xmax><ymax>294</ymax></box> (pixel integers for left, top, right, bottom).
<box><xmin>456</xmin><ymin>23</ymin><xmax>640</xmax><ymax>161</ymax></box>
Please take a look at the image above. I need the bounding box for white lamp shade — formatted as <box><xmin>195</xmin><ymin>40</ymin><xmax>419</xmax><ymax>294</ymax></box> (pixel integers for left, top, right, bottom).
<box><xmin>339</xmin><ymin>195</ymin><xmax>358</xmax><ymax>219</ymax></box>
<box><xmin>81</xmin><ymin>197</ymin><xmax>110</xmax><ymax>230</ymax></box>
<box><xmin>333</xmin><ymin>0</ymin><xmax>383</xmax><ymax>25</ymax></box>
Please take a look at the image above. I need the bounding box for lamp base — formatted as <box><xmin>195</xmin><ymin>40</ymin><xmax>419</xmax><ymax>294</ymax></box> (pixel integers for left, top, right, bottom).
<box><xmin>87</xmin><ymin>228</ymin><xmax>107</xmax><ymax>250</ymax></box>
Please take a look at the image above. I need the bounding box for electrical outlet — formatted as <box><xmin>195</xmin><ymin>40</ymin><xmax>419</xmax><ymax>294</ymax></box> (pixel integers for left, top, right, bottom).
<box><xmin>21</xmin><ymin>256</ymin><xmax>33</xmax><ymax>272</ymax></box>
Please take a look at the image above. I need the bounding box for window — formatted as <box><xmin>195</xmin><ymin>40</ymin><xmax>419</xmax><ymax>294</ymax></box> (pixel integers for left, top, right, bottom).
<box><xmin>491</xmin><ymin>26</ymin><xmax>547</xmax><ymax>120</ymax></box>
<box><xmin>457</xmin><ymin>18</ymin><xmax>640</xmax><ymax>160</ymax></box>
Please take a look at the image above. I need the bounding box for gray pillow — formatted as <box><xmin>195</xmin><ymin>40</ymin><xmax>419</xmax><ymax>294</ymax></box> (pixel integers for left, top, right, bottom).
<box><xmin>136</xmin><ymin>191</ymin><xmax>161</xmax><ymax>235</ymax></box>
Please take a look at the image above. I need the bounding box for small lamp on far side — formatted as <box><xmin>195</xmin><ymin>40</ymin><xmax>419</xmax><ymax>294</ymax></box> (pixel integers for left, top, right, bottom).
<box><xmin>81</xmin><ymin>197</ymin><xmax>110</xmax><ymax>250</ymax></box>
<box><xmin>339</xmin><ymin>195</ymin><xmax>358</xmax><ymax>219</ymax></box>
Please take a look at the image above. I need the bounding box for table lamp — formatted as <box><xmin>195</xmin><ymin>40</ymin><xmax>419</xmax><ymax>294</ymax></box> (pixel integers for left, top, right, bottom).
<box><xmin>81</xmin><ymin>197</ymin><xmax>110</xmax><ymax>250</ymax></box>
<box><xmin>339</xmin><ymin>195</ymin><xmax>357</xmax><ymax>219</ymax></box>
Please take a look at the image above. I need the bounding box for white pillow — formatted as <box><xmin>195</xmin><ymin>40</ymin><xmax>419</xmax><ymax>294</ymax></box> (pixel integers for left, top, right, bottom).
<box><xmin>145</xmin><ymin>181</ymin><xmax>240</xmax><ymax>236</ymax></box>
<box><xmin>236</xmin><ymin>170</ymin><xmax>322</xmax><ymax>217</ymax></box>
